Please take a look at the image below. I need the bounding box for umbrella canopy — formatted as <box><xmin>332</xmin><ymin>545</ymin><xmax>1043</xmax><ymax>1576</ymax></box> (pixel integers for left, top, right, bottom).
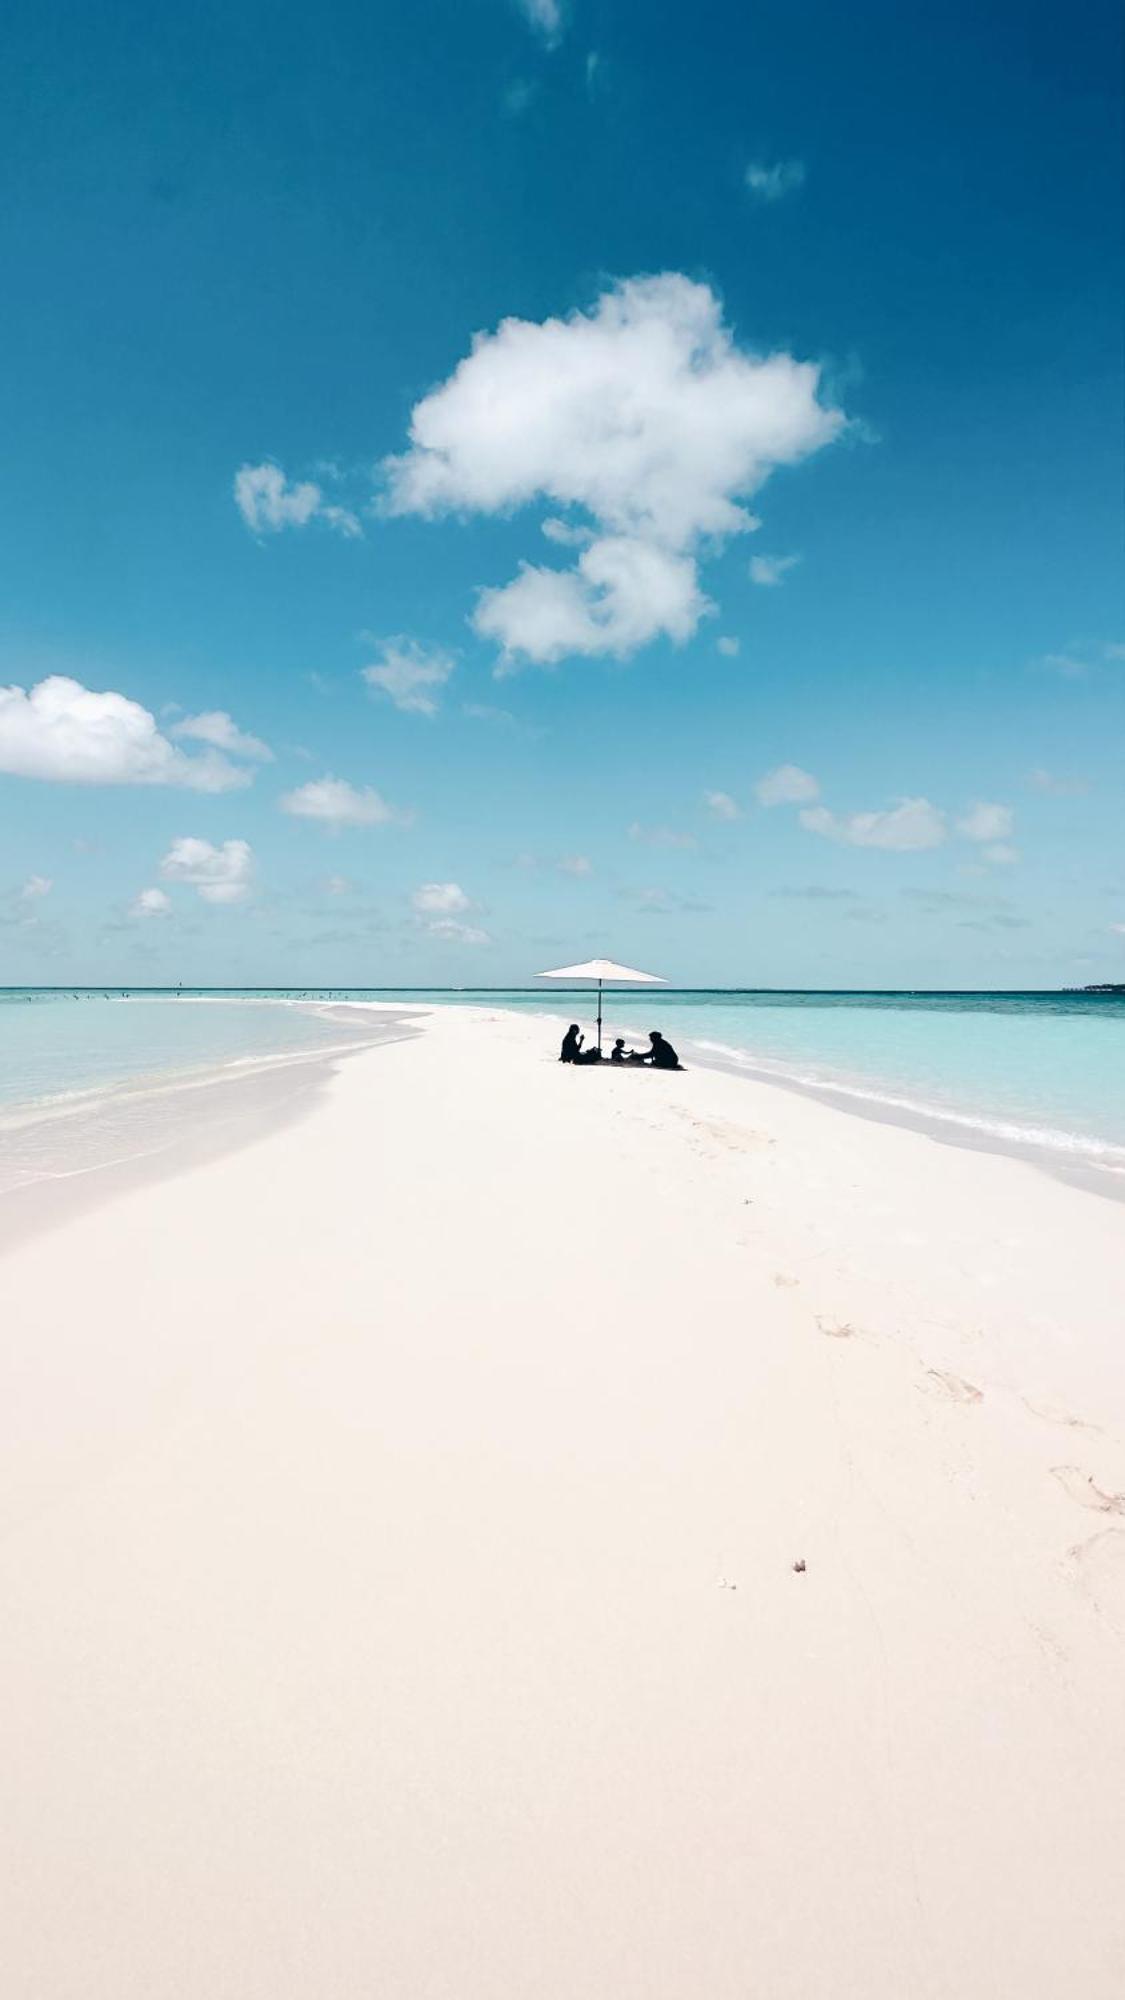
<box><xmin>535</xmin><ymin>958</ymin><xmax>665</xmax><ymax>985</ymax></box>
<box><xmin>535</xmin><ymin>958</ymin><xmax>666</xmax><ymax>1053</ymax></box>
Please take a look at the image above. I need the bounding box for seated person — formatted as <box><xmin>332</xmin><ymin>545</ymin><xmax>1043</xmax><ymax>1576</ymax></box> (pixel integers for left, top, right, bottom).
<box><xmin>559</xmin><ymin>1023</ymin><xmax>584</xmax><ymax>1063</ymax></box>
<box><xmin>644</xmin><ymin>1029</ymin><xmax>683</xmax><ymax>1070</ymax></box>
<box><xmin>610</xmin><ymin>1038</ymin><xmax>626</xmax><ymax>1063</ymax></box>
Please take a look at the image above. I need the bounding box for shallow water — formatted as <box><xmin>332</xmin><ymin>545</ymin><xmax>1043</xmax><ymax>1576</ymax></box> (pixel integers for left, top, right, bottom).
<box><xmin>2</xmin><ymin>986</ymin><xmax>1124</xmax><ymax>1182</ymax></box>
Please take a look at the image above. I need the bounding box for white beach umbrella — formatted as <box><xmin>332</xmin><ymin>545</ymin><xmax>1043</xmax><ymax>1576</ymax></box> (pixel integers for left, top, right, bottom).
<box><xmin>535</xmin><ymin>956</ymin><xmax>666</xmax><ymax>1053</ymax></box>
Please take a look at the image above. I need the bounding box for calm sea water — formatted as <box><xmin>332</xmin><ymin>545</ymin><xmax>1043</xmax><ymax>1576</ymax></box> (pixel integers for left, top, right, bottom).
<box><xmin>2</xmin><ymin>987</ymin><xmax>1124</xmax><ymax>1177</ymax></box>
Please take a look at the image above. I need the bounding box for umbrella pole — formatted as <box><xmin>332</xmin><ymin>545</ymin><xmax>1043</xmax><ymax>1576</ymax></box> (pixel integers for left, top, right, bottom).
<box><xmin>597</xmin><ymin>978</ymin><xmax>603</xmax><ymax>1054</ymax></box>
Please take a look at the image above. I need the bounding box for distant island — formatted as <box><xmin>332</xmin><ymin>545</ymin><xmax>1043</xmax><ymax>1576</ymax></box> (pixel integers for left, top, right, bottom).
<box><xmin>1080</xmin><ymin>983</ymin><xmax>1125</xmax><ymax>994</ymax></box>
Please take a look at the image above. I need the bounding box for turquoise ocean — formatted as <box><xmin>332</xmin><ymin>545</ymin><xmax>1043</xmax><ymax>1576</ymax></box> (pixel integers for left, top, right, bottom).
<box><xmin>1</xmin><ymin>987</ymin><xmax>1124</xmax><ymax>1187</ymax></box>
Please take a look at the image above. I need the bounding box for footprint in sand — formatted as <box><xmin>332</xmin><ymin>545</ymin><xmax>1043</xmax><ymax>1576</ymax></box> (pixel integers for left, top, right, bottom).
<box><xmin>922</xmin><ymin>1368</ymin><xmax>983</xmax><ymax>1405</ymax></box>
<box><xmin>1064</xmin><ymin>1528</ymin><xmax>1125</xmax><ymax>1633</ymax></box>
<box><xmin>1022</xmin><ymin>1397</ymin><xmax>1101</xmax><ymax>1436</ymax></box>
<box><xmin>1051</xmin><ymin>1466</ymin><xmax>1125</xmax><ymax>1515</ymax></box>
<box><xmin>817</xmin><ymin>1316</ymin><xmax>857</xmax><ymax>1340</ymax></box>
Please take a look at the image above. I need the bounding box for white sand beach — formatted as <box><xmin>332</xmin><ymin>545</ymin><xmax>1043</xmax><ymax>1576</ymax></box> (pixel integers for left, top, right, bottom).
<box><xmin>2</xmin><ymin>1003</ymin><xmax>1124</xmax><ymax>1998</ymax></box>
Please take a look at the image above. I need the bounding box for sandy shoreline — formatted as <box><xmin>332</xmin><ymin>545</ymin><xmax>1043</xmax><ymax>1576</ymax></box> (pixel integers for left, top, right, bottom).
<box><xmin>2</xmin><ymin>1005</ymin><xmax>1124</xmax><ymax>1996</ymax></box>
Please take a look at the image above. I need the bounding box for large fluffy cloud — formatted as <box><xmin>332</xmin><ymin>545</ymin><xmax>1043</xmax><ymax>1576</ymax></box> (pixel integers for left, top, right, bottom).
<box><xmin>476</xmin><ymin>537</ymin><xmax>706</xmax><ymax>665</ymax></box>
<box><xmin>160</xmin><ymin>838</ymin><xmax>254</xmax><ymax>904</ymax></box>
<box><xmin>382</xmin><ymin>274</ymin><xmax>844</xmax><ymax>665</ymax></box>
<box><xmin>0</xmin><ymin>677</ymin><xmax>250</xmax><ymax>791</ymax></box>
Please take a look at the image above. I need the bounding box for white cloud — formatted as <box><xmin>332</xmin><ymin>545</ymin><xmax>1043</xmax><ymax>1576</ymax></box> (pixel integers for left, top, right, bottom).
<box><xmin>0</xmin><ymin>676</ymin><xmax>250</xmax><ymax>791</ymax></box>
<box><xmin>799</xmin><ymin>797</ymin><xmax>947</xmax><ymax>851</ymax></box>
<box><xmin>382</xmin><ymin>273</ymin><xmax>844</xmax><ymax>665</ymax></box>
<box><xmin>171</xmin><ymin>710</ymin><xmax>273</xmax><ymax>761</ymax></box>
<box><xmin>504</xmin><ymin>78</ymin><xmax>538</xmax><ymax>116</ymax></box>
<box><xmin>322</xmin><ymin>874</ymin><xmax>352</xmax><ymax>896</ymax></box>
<box><xmin>755</xmin><ymin>763</ymin><xmax>820</xmax><ymax>807</ymax></box>
<box><xmin>516</xmin><ymin>0</ymin><xmax>562</xmax><ymax>46</ymax></box>
<box><xmin>477</xmin><ymin>537</ymin><xmax>708</xmax><ymax>666</ymax></box>
<box><xmin>704</xmin><ymin>790</ymin><xmax>742</xmax><ymax>821</ymax></box>
<box><xmin>628</xmin><ymin>821</ymin><xmax>698</xmax><ymax>849</ymax></box>
<box><xmin>982</xmin><ymin>843</ymin><xmax>1019</xmax><ymax>866</ymax></box>
<box><xmin>557</xmin><ymin>853</ymin><xmax>592</xmax><ymax>875</ymax></box>
<box><xmin>234</xmin><ymin>462</ymin><xmax>361</xmax><ymax>539</ymax></box>
<box><xmin>413</xmin><ymin>881</ymin><xmax>471</xmax><ymax>916</ymax></box>
<box><xmin>160</xmin><ymin>838</ymin><xmax>254</xmax><ymax>904</ymax></box>
<box><xmin>361</xmin><ymin>638</ymin><xmax>455</xmax><ymax>715</ymax></box>
<box><xmin>750</xmin><ymin>552</ymin><xmax>800</xmax><ymax>587</ymax></box>
<box><xmin>131</xmin><ymin>886</ymin><xmax>171</xmax><ymax>918</ymax></box>
<box><xmin>957</xmin><ymin>801</ymin><xmax>1014</xmax><ymax>843</ymax></box>
<box><xmin>745</xmin><ymin>158</ymin><xmax>806</xmax><ymax>202</ymax></box>
<box><xmin>1111</xmin><ymin>923</ymin><xmax>1125</xmax><ymax>937</ymax></box>
<box><xmin>1027</xmin><ymin>767</ymin><xmax>1089</xmax><ymax>796</ymax></box>
<box><xmin>716</xmin><ymin>635</ymin><xmax>740</xmax><ymax>657</ymax></box>
<box><xmin>429</xmin><ymin>919</ymin><xmax>491</xmax><ymax>945</ymax></box>
<box><xmin>411</xmin><ymin>881</ymin><xmax>488</xmax><ymax>944</ymax></box>
<box><xmin>541</xmin><ymin>515</ymin><xmax>593</xmax><ymax>546</ymax></box>
<box><xmin>280</xmin><ymin>777</ymin><xmax>401</xmax><ymax>828</ymax></box>
<box><xmin>20</xmin><ymin>874</ymin><xmax>52</xmax><ymax>900</ymax></box>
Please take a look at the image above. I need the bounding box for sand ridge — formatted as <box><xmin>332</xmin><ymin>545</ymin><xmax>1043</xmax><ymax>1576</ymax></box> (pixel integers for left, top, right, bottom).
<box><xmin>1</xmin><ymin>1004</ymin><xmax>1123</xmax><ymax>1997</ymax></box>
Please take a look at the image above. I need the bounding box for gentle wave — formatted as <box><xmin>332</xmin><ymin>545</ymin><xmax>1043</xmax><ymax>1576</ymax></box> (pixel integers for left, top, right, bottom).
<box><xmin>690</xmin><ymin>1038</ymin><xmax>1125</xmax><ymax>1170</ymax></box>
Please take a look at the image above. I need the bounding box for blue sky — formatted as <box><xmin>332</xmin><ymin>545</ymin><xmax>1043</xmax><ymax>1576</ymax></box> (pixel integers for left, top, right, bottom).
<box><xmin>1</xmin><ymin>0</ymin><xmax>1121</xmax><ymax>987</ymax></box>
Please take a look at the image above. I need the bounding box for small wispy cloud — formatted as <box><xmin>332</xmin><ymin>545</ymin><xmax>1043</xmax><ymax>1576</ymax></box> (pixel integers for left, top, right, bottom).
<box><xmin>20</xmin><ymin>874</ymin><xmax>52</xmax><ymax>900</ymax></box>
<box><xmin>628</xmin><ymin>821</ymin><xmax>698</xmax><ymax>850</ymax></box>
<box><xmin>362</xmin><ymin>638</ymin><xmax>455</xmax><ymax>716</ymax></box>
<box><xmin>1033</xmin><ymin>641</ymin><xmax>1123</xmax><ymax>682</ymax></box>
<box><xmin>131</xmin><ymin>886</ymin><xmax>171</xmax><ymax>918</ymax></box>
<box><xmin>750</xmin><ymin>553</ymin><xmax>800</xmax><ymax>587</ymax></box>
<box><xmin>755</xmin><ymin>764</ymin><xmax>820</xmax><ymax>807</ymax></box>
<box><xmin>619</xmin><ymin>885</ymin><xmax>713</xmax><ymax>916</ymax></box>
<box><xmin>956</xmin><ymin>802</ymin><xmax>1013</xmax><ymax>844</ymax></box>
<box><xmin>234</xmin><ymin>462</ymin><xmax>361</xmax><ymax>539</ymax></box>
<box><xmin>745</xmin><ymin>158</ymin><xmax>806</xmax><ymax>203</ymax></box>
<box><xmin>503</xmin><ymin>78</ymin><xmax>538</xmax><ymax>116</ymax></box>
<box><xmin>1026</xmin><ymin>767</ymin><xmax>1090</xmax><ymax>797</ymax></box>
<box><xmin>956</xmin><ymin>802</ymin><xmax>1018</xmax><ymax>865</ymax></box>
<box><xmin>516</xmin><ymin>0</ymin><xmax>563</xmax><ymax>48</ymax></box>
<box><xmin>172</xmin><ymin>711</ymin><xmax>273</xmax><ymax>761</ymax></box>
<box><xmin>800</xmin><ymin>798</ymin><xmax>947</xmax><ymax>852</ymax></box>
<box><xmin>412</xmin><ymin>882</ymin><xmax>470</xmax><ymax>917</ymax></box>
<box><xmin>160</xmin><ymin>837</ymin><xmax>254</xmax><ymax>905</ymax></box>
<box><xmin>716</xmin><ymin>635</ymin><xmax>740</xmax><ymax>657</ymax></box>
<box><xmin>412</xmin><ymin>881</ymin><xmax>489</xmax><ymax>945</ymax></box>
<box><xmin>704</xmin><ymin>790</ymin><xmax>742</xmax><ymax>822</ymax></box>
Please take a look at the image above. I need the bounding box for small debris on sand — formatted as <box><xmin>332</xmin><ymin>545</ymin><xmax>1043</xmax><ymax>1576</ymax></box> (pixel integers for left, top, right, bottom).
<box><xmin>792</xmin><ymin>1559</ymin><xmax>807</xmax><ymax>1574</ymax></box>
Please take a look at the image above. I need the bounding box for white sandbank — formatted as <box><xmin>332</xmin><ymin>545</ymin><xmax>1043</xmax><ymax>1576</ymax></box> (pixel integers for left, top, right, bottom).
<box><xmin>2</xmin><ymin>1003</ymin><xmax>1124</xmax><ymax>1998</ymax></box>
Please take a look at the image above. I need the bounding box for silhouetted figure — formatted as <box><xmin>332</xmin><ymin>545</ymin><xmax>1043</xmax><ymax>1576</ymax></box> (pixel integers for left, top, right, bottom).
<box><xmin>644</xmin><ymin>1030</ymin><xmax>682</xmax><ymax>1070</ymax></box>
<box><xmin>560</xmin><ymin>1024</ymin><xmax>584</xmax><ymax>1063</ymax></box>
<box><xmin>610</xmin><ymin>1038</ymin><xmax>626</xmax><ymax>1062</ymax></box>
